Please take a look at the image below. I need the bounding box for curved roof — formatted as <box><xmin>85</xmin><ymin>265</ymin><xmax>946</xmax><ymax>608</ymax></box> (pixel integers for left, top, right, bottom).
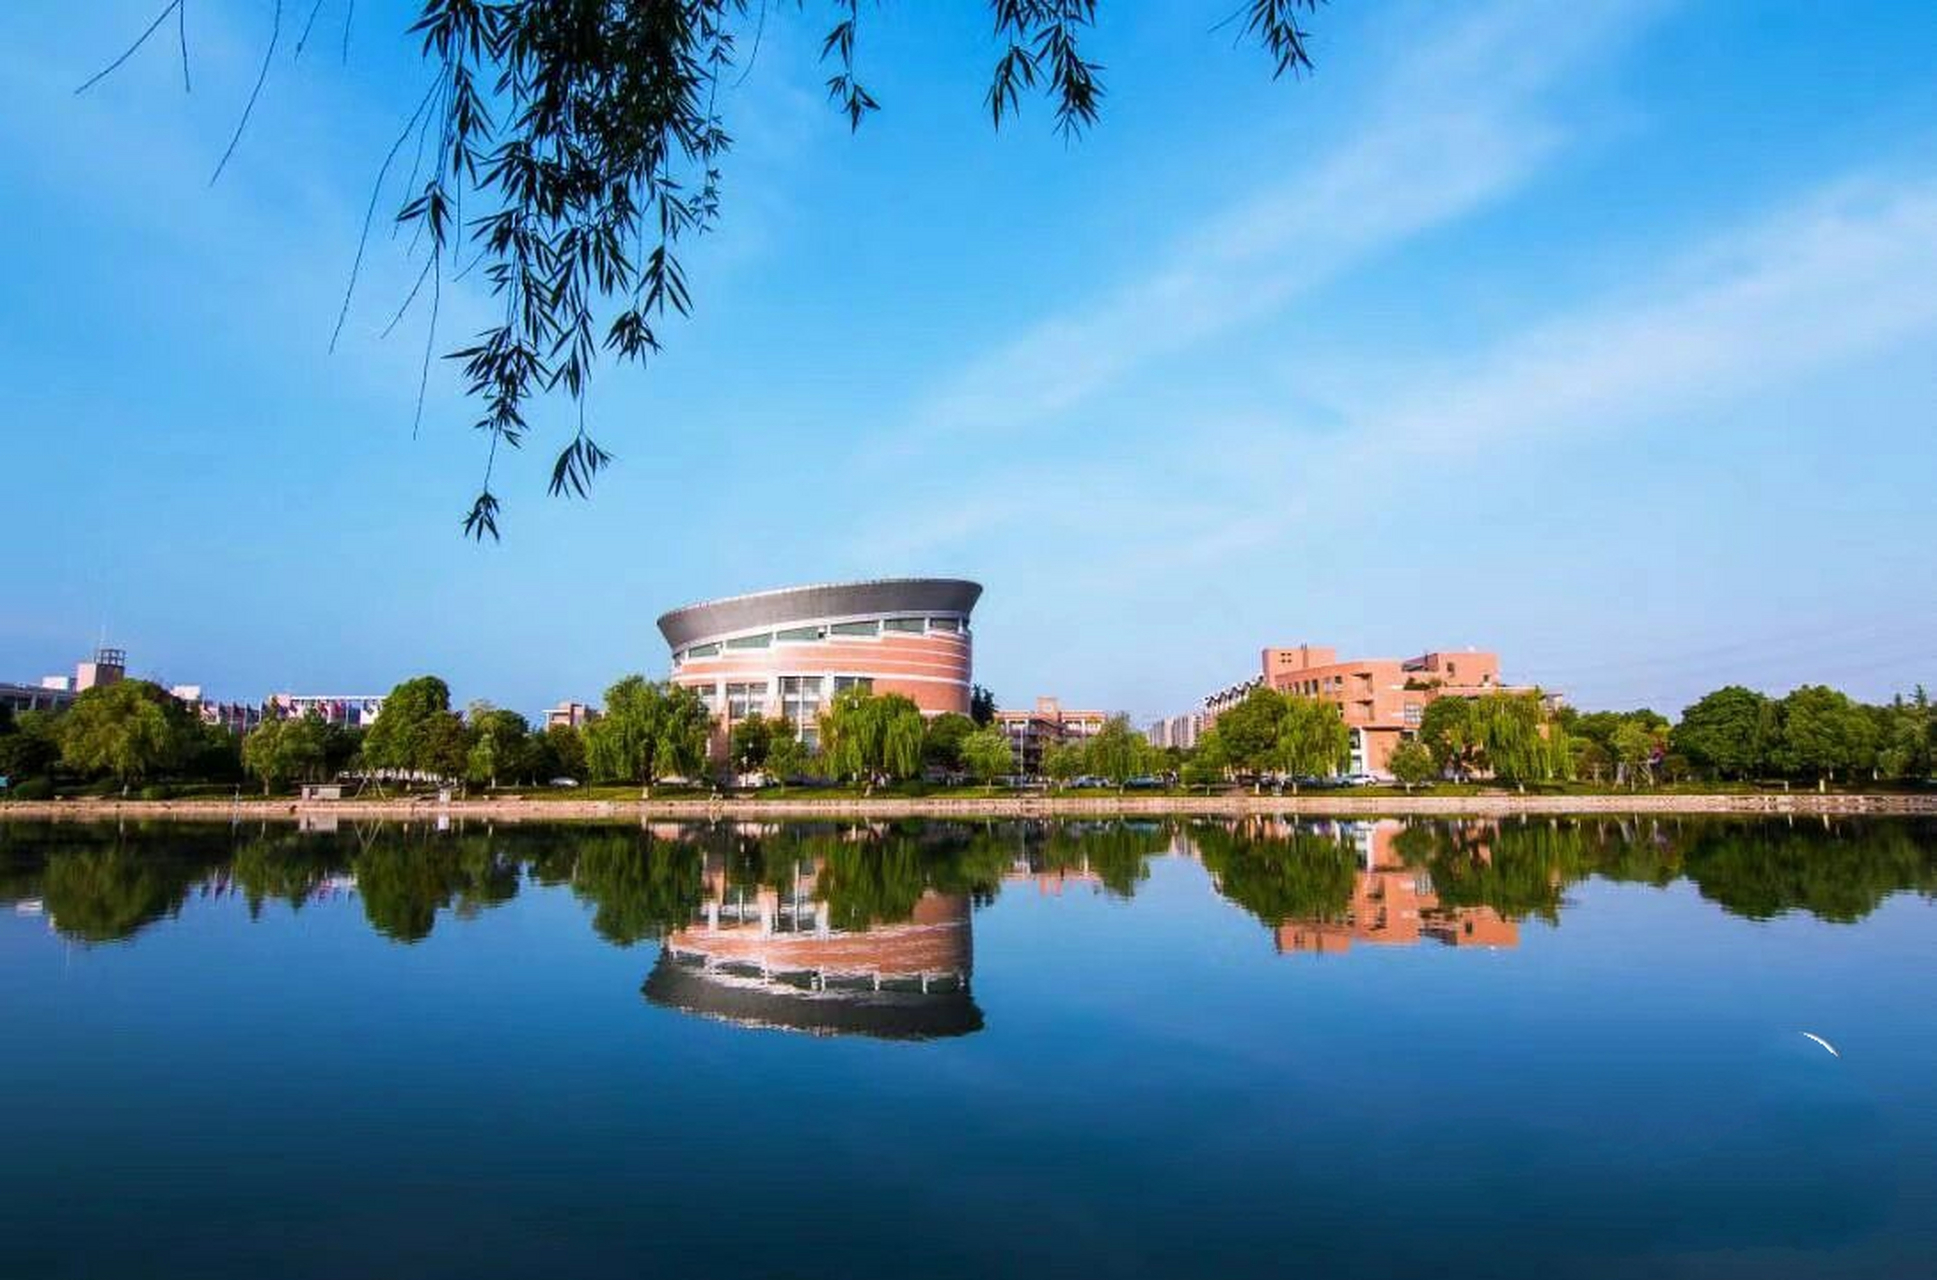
<box><xmin>657</xmin><ymin>577</ymin><xmax>982</xmax><ymax>651</ymax></box>
<box><xmin>643</xmin><ymin>955</ymin><xmax>984</xmax><ymax>1040</ymax></box>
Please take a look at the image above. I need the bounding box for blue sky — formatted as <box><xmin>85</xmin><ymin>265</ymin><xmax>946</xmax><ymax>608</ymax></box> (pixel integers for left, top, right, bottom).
<box><xmin>2</xmin><ymin>0</ymin><xmax>1934</xmax><ymax>722</ymax></box>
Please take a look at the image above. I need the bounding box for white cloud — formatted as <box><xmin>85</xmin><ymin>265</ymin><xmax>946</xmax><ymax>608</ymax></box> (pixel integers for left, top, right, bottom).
<box><xmin>873</xmin><ymin>0</ymin><xmax>1670</xmax><ymax>454</ymax></box>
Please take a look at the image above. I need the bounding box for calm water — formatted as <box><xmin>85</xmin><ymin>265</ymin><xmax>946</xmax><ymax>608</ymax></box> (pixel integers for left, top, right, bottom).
<box><xmin>1</xmin><ymin>815</ymin><xmax>1933</xmax><ymax>1279</ymax></box>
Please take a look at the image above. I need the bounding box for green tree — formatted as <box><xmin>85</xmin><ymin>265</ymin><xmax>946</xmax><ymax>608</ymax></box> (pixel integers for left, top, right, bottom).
<box><xmin>1085</xmin><ymin>715</ymin><xmax>1155</xmax><ymax>789</ymax></box>
<box><xmin>960</xmin><ymin>726</ymin><xmax>1014</xmax><ymax>786</ymax></box>
<box><xmin>466</xmin><ymin>705</ymin><xmax>536</xmax><ymax>787</ymax></box>
<box><xmin>58</xmin><ymin>681</ymin><xmax>192</xmax><ymax>786</ymax></box>
<box><xmin>1772</xmin><ymin>685</ymin><xmax>1877</xmax><ymax>783</ymax></box>
<box><xmin>970</xmin><ymin>684</ymin><xmax>998</xmax><ymax>727</ymax></box>
<box><xmin>1611</xmin><ymin>720</ymin><xmax>1660</xmax><ymax>788</ymax></box>
<box><xmin>242</xmin><ymin>713</ymin><xmax>329</xmax><ymax>795</ymax></box>
<box><xmin>1213</xmin><ymin>687</ymin><xmax>1288</xmax><ymax>777</ymax></box>
<box><xmin>1042</xmin><ymin>740</ymin><xmax>1087</xmax><ymax>788</ymax></box>
<box><xmin>922</xmin><ymin>712</ymin><xmax>976</xmax><ymax>772</ymax></box>
<box><xmin>584</xmin><ymin>676</ymin><xmax>713</xmax><ymax>792</ymax></box>
<box><xmin>729</xmin><ymin>713</ymin><xmax>776</xmax><ymax>776</ymax></box>
<box><xmin>821</xmin><ymin>689</ymin><xmax>927</xmax><ymax>787</ymax></box>
<box><xmin>1179</xmin><ymin>729</ymin><xmax>1230</xmax><ymax>790</ymax></box>
<box><xmin>0</xmin><ymin>710</ymin><xmax>64</xmax><ymax>784</ymax></box>
<box><xmin>763</xmin><ymin>730</ymin><xmax>813</xmax><ymax>784</ymax></box>
<box><xmin>1386</xmin><ymin>738</ymin><xmax>1437</xmax><ymax>792</ymax></box>
<box><xmin>1672</xmin><ymin>686</ymin><xmax>1772</xmax><ymax>780</ymax></box>
<box><xmin>363</xmin><ymin>676</ymin><xmax>469</xmax><ymax>781</ymax></box>
<box><xmin>1875</xmin><ymin>689</ymin><xmax>1934</xmax><ymax>781</ymax></box>
<box><xmin>1275</xmin><ymin>696</ymin><xmax>1352</xmax><ymax>788</ymax></box>
<box><xmin>542</xmin><ymin>723</ymin><xmax>588</xmax><ymax>781</ymax></box>
<box><xmin>1418</xmin><ymin>697</ymin><xmax>1481</xmax><ymax>781</ymax></box>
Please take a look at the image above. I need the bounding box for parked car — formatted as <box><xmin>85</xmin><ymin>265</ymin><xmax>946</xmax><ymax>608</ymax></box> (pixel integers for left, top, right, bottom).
<box><xmin>548</xmin><ymin>777</ymin><xmax>582</xmax><ymax>788</ymax></box>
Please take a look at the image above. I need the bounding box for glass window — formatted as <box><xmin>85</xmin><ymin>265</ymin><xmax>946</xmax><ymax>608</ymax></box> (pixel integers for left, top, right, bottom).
<box><xmin>690</xmin><ymin>683</ymin><xmax>718</xmax><ymax>711</ymax></box>
<box><xmin>781</xmin><ymin>676</ymin><xmax>822</xmax><ymax>734</ymax></box>
<box><xmin>685</xmin><ymin>642</ymin><xmax>720</xmax><ymax>659</ymax></box>
<box><xmin>775</xmin><ymin>625</ymin><xmax>821</xmax><ymax>643</ymax></box>
<box><xmin>927</xmin><ymin>617</ymin><xmax>959</xmax><ymax>633</ymax></box>
<box><xmin>829</xmin><ymin>620</ymin><xmax>879</xmax><ymax>637</ymax></box>
<box><xmin>725</xmin><ymin>632</ymin><xmax>772</xmax><ymax>650</ymax></box>
<box><xmin>726</xmin><ymin>682</ymin><xmax>767</xmax><ymax>719</ymax></box>
<box><xmin>832</xmin><ymin>676</ymin><xmax>873</xmax><ymax>694</ymax></box>
<box><xmin>883</xmin><ymin>617</ymin><xmax>925</xmax><ymax>634</ymax></box>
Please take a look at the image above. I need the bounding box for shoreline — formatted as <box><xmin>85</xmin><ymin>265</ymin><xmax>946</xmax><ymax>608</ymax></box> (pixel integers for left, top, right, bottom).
<box><xmin>2</xmin><ymin>791</ymin><xmax>1933</xmax><ymax>823</ymax></box>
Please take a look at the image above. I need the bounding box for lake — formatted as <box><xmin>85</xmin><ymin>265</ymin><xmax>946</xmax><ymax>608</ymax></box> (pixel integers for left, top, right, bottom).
<box><xmin>1</xmin><ymin>815</ymin><xmax>1932</xmax><ymax>1279</ymax></box>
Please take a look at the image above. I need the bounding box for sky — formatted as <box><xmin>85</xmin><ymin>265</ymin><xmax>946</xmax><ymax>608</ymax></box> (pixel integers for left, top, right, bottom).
<box><xmin>2</xmin><ymin>0</ymin><xmax>1934</xmax><ymax>723</ymax></box>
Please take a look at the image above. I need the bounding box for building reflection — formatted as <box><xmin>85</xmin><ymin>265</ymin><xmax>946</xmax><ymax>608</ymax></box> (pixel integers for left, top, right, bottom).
<box><xmin>1188</xmin><ymin>819</ymin><xmax>1520</xmax><ymax>955</ymax></box>
<box><xmin>643</xmin><ymin>843</ymin><xmax>982</xmax><ymax>1040</ymax></box>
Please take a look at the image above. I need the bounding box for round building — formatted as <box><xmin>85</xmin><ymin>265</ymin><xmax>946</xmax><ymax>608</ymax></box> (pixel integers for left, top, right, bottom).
<box><xmin>657</xmin><ymin>578</ymin><xmax>981</xmax><ymax>749</ymax></box>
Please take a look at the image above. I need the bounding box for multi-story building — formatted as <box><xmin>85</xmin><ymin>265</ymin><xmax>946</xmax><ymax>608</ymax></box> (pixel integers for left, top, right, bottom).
<box><xmin>1144</xmin><ymin>711</ymin><xmax>1204</xmax><ymax>751</ymax></box>
<box><xmin>1204</xmin><ymin>643</ymin><xmax>1535</xmax><ymax>778</ymax></box>
<box><xmin>270</xmin><ymin>694</ymin><xmax>387</xmax><ymax>727</ymax></box>
<box><xmin>659</xmin><ymin>578</ymin><xmax>981</xmax><ymax>754</ymax></box>
<box><xmin>993</xmin><ymin>697</ymin><xmax>1108</xmax><ymax>775</ymax></box>
<box><xmin>544</xmin><ymin>701</ymin><xmax>599</xmax><ymax>730</ymax></box>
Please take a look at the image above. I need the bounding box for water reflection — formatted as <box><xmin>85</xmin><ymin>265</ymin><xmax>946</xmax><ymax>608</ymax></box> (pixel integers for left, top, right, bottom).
<box><xmin>1</xmin><ymin>816</ymin><xmax>1931</xmax><ymax>966</ymax></box>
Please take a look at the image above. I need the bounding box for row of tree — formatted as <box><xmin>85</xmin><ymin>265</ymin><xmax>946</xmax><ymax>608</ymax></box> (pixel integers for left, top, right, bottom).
<box><xmin>6</xmin><ymin>673</ymin><xmax>1930</xmax><ymax>796</ymax></box>
<box><xmin>8</xmin><ymin>813</ymin><xmax>1928</xmax><ymax>947</ymax></box>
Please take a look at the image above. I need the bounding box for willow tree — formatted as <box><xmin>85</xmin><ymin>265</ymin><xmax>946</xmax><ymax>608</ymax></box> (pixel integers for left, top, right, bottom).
<box><xmin>821</xmin><ymin>688</ymin><xmax>925</xmax><ymax>788</ymax></box>
<box><xmin>83</xmin><ymin>1</ymin><xmax>1329</xmax><ymax>537</ymax></box>
<box><xmin>1274</xmin><ymin>696</ymin><xmax>1351</xmax><ymax>790</ymax></box>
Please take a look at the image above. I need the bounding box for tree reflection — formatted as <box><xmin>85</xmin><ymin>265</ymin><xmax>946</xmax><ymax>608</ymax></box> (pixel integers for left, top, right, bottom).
<box><xmin>0</xmin><ymin>815</ymin><xmax>1930</xmax><ymax>948</ymax></box>
<box><xmin>1189</xmin><ymin>820</ymin><xmax>1359</xmax><ymax>926</ymax></box>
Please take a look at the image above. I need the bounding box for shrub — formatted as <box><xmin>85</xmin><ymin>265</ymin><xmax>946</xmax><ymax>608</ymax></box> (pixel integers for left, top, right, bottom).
<box><xmin>6</xmin><ymin>776</ymin><xmax>54</xmax><ymax>801</ymax></box>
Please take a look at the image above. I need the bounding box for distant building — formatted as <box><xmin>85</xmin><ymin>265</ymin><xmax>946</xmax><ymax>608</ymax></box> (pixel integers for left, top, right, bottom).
<box><xmin>1203</xmin><ymin>643</ymin><xmax>1540</xmax><ymax>778</ymax></box>
<box><xmin>1145</xmin><ymin>712</ymin><xmax>1204</xmax><ymax>751</ymax></box>
<box><xmin>271</xmin><ymin>694</ymin><xmax>386</xmax><ymax>727</ymax></box>
<box><xmin>544</xmin><ymin>701</ymin><xmax>600</xmax><ymax>730</ymax></box>
<box><xmin>3</xmin><ymin>645</ymin><xmax>128</xmax><ymax>715</ymax></box>
<box><xmin>659</xmin><ymin>577</ymin><xmax>981</xmax><ymax>755</ymax></box>
<box><xmin>993</xmin><ymin>697</ymin><xmax>1108</xmax><ymax>775</ymax></box>
<box><xmin>0</xmin><ymin>682</ymin><xmax>73</xmax><ymax>715</ymax></box>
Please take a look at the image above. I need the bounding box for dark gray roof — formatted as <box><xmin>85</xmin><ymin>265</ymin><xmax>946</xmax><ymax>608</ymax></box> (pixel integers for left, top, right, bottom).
<box><xmin>643</xmin><ymin>955</ymin><xmax>984</xmax><ymax>1040</ymax></box>
<box><xmin>656</xmin><ymin>578</ymin><xmax>982</xmax><ymax>651</ymax></box>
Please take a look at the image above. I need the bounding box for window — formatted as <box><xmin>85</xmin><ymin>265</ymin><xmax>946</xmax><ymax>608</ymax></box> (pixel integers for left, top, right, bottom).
<box><xmin>829</xmin><ymin>620</ymin><xmax>879</xmax><ymax>638</ymax></box>
<box><xmin>782</xmin><ymin>676</ymin><xmax>822</xmax><ymax>735</ymax></box>
<box><xmin>690</xmin><ymin>683</ymin><xmax>718</xmax><ymax>711</ymax></box>
<box><xmin>775</xmin><ymin>625</ymin><xmax>821</xmax><ymax>643</ymax></box>
<box><xmin>928</xmin><ymin>617</ymin><xmax>959</xmax><ymax>633</ymax></box>
<box><xmin>725</xmin><ymin>632</ymin><xmax>772</xmax><ymax>650</ymax></box>
<box><xmin>1403</xmin><ymin>702</ymin><xmax>1423</xmax><ymax>726</ymax></box>
<box><xmin>727</xmin><ymin>682</ymin><xmax>767</xmax><ymax>719</ymax></box>
<box><xmin>832</xmin><ymin>676</ymin><xmax>873</xmax><ymax>694</ymax></box>
<box><xmin>883</xmin><ymin>617</ymin><xmax>925</xmax><ymax>634</ymax></box>
<box><xmin>685</xmin><ymin>642</ymin><xmax>720</xmax><ymax>659</ymax></box>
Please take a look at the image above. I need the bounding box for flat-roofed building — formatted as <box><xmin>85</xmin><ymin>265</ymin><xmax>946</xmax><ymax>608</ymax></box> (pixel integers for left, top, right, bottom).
<box><xmin>1205</xmin><ymin>644</ymin><xmax>1535</xmax><ymax>778</ymax></box>
<box><xmin>659</xmin><ymin>578</ymin><xmax>980</xmax><ymax>754</ymax></box>
<box><xmin>993</xmin><ymin>696</ymin><xmax>1108</xmax><ymax>776</ymax></box>
<box><xmin>544</xmin><ymin>701</ymin><xmax>599</xmax><ymax>730</ymax></box>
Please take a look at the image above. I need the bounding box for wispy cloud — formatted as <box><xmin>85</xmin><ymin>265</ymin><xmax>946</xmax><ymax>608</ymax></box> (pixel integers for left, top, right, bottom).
<box><xmin>1141</xmin><ymin>170</ymin><xmax>1937</xmax><ymax>569</ymax></box>
<box><xmin>870</xmin><ymin>0</ymin><xmax>1669</xmax><ymax>457</ymax></box>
